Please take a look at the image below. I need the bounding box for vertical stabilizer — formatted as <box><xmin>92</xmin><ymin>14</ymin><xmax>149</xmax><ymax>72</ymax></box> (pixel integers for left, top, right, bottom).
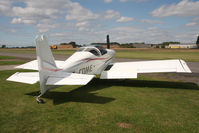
<box><xmin>35</xmin><ymin>35</ymin><xmax>57</xmax><ymax>95</ymax></box>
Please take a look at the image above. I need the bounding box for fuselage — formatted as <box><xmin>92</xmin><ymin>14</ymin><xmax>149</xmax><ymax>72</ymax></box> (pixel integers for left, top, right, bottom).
<box><xmin>62</xmin><ymin>45</ymin><xmax>115</xmax><ymax>75</ymax></box>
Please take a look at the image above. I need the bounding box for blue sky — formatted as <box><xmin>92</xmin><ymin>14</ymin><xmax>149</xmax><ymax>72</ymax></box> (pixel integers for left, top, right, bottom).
<box><xmin>0</xmin><ymin>0</ymin><xmax>199</xmax><ymax>46</ymax></box>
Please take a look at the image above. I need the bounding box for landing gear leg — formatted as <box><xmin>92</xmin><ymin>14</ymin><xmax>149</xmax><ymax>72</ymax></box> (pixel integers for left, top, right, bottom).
<box><xmin>36</xmin><ymin>93</ymin><xmax>45</xmax><ymax>104</ymax></box>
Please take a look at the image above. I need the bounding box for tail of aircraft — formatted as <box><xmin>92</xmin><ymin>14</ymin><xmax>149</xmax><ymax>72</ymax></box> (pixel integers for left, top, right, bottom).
<box><xmin>35</xmin><ymin>35</ymin><xmax>95</xmax><ymax>100</ymax></box>
<box><xmin>35</xmin><ymin>35</ymin><xmax>59</xmax><ymax>95</ymax></box>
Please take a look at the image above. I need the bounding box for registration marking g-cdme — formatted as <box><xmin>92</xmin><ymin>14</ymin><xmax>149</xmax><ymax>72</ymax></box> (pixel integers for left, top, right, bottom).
<box><xmin>79</xmin><ymin>65</ymin><xmax>93</xmax><ymax>74</ymax></box>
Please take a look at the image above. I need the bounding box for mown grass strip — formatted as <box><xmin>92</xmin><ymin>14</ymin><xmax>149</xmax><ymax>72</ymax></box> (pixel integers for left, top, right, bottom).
<box><xmin>1</xmin><ymin>48</ymin><xmax>199</xmax><ymax>62</ymax></box>
<box><xmin>0</xmin><ymin>56</ymin><xmax>17</xmax><ymax>60</ymax></box>
<box><xmin>0</xmin><ymin>61</ymin><xmax>27</xmax><ymax>65</ymax></box>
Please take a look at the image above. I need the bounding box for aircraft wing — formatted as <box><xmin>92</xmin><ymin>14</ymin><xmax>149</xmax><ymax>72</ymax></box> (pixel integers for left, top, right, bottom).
<box><xmin>7</xmin><ymin>71</ymin><xmax>95</xmax><ymax>85</ymax></box>
<box><xmin>100</xmin><ymin>59</ymin><xmax>191</xmax><ymax>79</ymax></box>
<box><xmin>15</xmin><ymin>60</ymin><xmax>65</xmax><ymax>70</ymax></box>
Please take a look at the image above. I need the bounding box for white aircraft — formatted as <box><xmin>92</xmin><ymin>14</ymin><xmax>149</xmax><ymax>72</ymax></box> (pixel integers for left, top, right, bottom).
<box><xmin>7</xmin><ymin>35</ymin><xmax>192</xmax><ymax>103</ymax></box>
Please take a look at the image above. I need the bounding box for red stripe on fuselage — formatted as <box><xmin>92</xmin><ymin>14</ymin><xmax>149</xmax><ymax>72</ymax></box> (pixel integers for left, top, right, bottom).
<box><xmin>86</xmin><ymin>58</ymin><xmax>107</xmax><ymax>62</ymax></box>
<box><xmin>44</xmin><ymin>67</ymin><xmax>62</xmax><ymax>72</ymax></box>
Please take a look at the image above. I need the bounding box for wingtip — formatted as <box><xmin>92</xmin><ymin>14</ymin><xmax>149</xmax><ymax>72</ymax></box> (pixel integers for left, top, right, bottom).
<box><xmin>179</xmin><ymin>59</ymin><xmax>192</xmax><ymax>73</ymax></box>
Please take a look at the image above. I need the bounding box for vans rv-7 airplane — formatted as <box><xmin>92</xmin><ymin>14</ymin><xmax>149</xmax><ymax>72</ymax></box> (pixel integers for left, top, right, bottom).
<box><xmin>7</xmin><ymin>35</ymin><xmax>192</xmax><ymax>103</ymax></box>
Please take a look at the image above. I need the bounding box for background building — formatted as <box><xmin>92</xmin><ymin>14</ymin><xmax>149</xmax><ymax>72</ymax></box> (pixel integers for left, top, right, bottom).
<box><xmin>168</xmin><ymin>36</ymin><xmax>199</xmax><ymax>49</ymax></box>
<box><xmin>168</xmin><ymin>43</ymin><xmax>197</xmax><ymax>48</ymax></box>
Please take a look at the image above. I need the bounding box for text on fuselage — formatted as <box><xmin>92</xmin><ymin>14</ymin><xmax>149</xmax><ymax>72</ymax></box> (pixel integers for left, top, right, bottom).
<box><xmin>79</xmin><ymin>65</ymin><xmax>93</xmax><ymax>74</ymax></box>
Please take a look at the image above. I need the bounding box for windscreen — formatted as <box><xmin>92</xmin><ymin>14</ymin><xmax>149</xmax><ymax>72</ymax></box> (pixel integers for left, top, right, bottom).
<box><xmin>95</xmin><ymin>46</ymin><xmax>107</xmax><ymax>55</ymax></box>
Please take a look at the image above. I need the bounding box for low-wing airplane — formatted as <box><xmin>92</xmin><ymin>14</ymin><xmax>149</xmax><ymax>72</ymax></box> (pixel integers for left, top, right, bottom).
<box><xmin>7</xmin><ymin>35</ymin><xmax>192</xmax><ymax>103</ymax></box>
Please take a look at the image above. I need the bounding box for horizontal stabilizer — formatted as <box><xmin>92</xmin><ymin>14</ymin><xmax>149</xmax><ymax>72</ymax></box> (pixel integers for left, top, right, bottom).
<box><xmin>7</xmin><ymin>72</ymin><xmax>39</xmax><ymax>84</ymax></box>
<box><xmin>16</xmin><ymin>60</ymin><xmax>38</xmax><ymax>70</ymax></box>
<box><xmin>46</xmin><ymin>72</ymin><xmax>95</xmax><ymax>85</ymax></box>
<box><xmin>7</xmin><ymin>71</ymin><xmax>95</xmax><ymax>85</ymax></box>
<box><xmin>16</xmin><ymin>60</ymin><xmax>65</xmax><ymax>70</ymax></box>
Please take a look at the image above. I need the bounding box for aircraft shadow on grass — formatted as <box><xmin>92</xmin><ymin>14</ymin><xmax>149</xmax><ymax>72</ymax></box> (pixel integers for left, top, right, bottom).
<box><xmin>26</xmin><ymin>78</ymin><xmax>199</xmax><ymax>105</ymax></box>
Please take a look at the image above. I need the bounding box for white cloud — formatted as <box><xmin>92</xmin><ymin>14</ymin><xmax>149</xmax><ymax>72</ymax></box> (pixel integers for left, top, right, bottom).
<box><xmin>1</xmin><ymin>0</ymin><xmax>99</xmax><ymax>33</ymax></box>
<box><xmin>120</xmin><ymin>0</ymin><xmax>148</xmax><ymax>2</ymax></box>
<box><xmin>120</xmin><ymin>0</ymin><xmax>128</xmax><ymax>2</ymax></box>
<box><xmin>104</xmin><ymin>0</ymin><xmax>112</xmax><ymax>3</ymax></box>
<box><xmin>140</xmin><ymin>19</ymin><xmax>164</xmax><ymax>24</ymax></box>
<box><xmin>76</xmin><ymin>21</ymin><xmax>90</xmax><ymax>27</ymax></box>
<box><xmin>1</xmin><ymin>0</ymin><xmax>198</xmax><ymax>45</ymax></box>
<box><xmin>186</xmin><ymin>22</ymin><xmax>198</xmax><ymax>27</ymax></box>
<box><xmin>49</xmin><ymin>32</ymin><xmax>65</xmax><ymax>37</ymax></box>
<box><xmin>193</xmin><ymin>17</ymin><xmax>199</xmax><ymax>21</ymax></box>
<box><xmin>104</xmin><ymin>10</ymin><xmax>120</xmax><ymax>19</ymax></box>
<box><xmin>152</xmin><ymin>0</ymin><xmax>199</xmax><ymax>17</ymax></box>
<box><xmin>65</xmin><ymin>1</ymin><xmax>99</xmax><ymax>21</ymax></box>
<box><xmin>116</xmin><ymin>16</ymin><xmax>134</xmax><ymax>23</ymax></box>
<box><xmin>104</xmin><ymin>10</ymin><xmax>133</xmax><ymax>23</ymax></box>
<box><xmin>75</xmin><ymin>21</ymin><xmax>90</xmax><ymax>31</ymax></box>
<box><xmin>5</xmin><ymin>0</ymin><xmax>68</xmax><ymax>33</ymax></box>
<box><xmin>0</xmin><ymin>24</ymin><xmax>17</xmax><ymax>34</ymax></box>
<box><xmin>0</xmin><ymin>0</ymin><xmax>13</xmax><ymax>16</ymax></box>
<box><xmin>12</xmin><ymin>0</ymin><xmax>65</xmax><ymax>21</ymax></box>
<box><xmin>105</xmin><ymin>26</ymin><xmax>174</xmax><ymax>43</ymax></box>
<box><xmin>11</xmin><ymin>18</ymin><xmax>37</xmax><ymax>25</ymax></box>
<box><xmin>37</xmin><ymin>23</ymin><xmax>57</xmax><ymax>33</ymax></box>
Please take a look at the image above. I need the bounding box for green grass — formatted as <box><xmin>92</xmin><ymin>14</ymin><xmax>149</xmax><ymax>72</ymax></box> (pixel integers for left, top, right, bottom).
<box><xmin>0</xmin><ymin>48</ymin><xmax>199</xmax><ymax>62</ymax></box>
<box><xmin>115</xmin><ymin>49</ymin><xmax>199</xmax><ymax>62</ymax></box>
<box><xmin>1</xmin><ymin>70</ymin><xmax>199</xmax><ymax>133</ymax></box>
<box><xmin>0</xmin><ymin>55</ymin><xmax>27</xmax><ymax>65</ymax></box>
<box><xmin>0</xmin><ymin>49</ymin><xmax>35</xmax><ymax>54</ymax></box>
<box><xmin>0</xmin><ymin>48</ymin><xmax>75</xmax><ymax>56</ymax></box>
<box><xmin>0</xmin><ymin>56</ymin><xmax>17</xmax><ymax>60</ymax></box>
<box><xmin>0</xmin><ymin>61</ymin><xmax>27</xmax><ymax>65</ymax></box>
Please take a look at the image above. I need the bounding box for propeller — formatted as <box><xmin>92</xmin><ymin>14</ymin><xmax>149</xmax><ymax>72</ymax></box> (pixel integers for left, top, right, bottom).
<box><xmin>106</xmin><ymin>35</ymin><xmax>110</xmax><ymax>49</ymax></box>
<box><xmin>196</xmin><ymin>35</ymin><xmax>199</xmax><ymax>48</ymax></box>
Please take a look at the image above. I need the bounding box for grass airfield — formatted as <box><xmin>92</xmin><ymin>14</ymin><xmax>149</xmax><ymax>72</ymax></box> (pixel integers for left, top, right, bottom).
<box><xmin>1</xmin><ymin>48</ymin><xmax>199</xmax><ymax>62</ymax></box>
<box><xmin>0</xmin><ymin>70</ymin><xmax>199</xmax><ymax>133</ymax></box>
<box><xmin>0</xmin><ymin>55</ymin><xmax>27</xmax><ymax>66</ymax></box>
<box><xmin>0</xmin><ymin>48</ymin><xmax>199</xmax><ymax>132</ymax></box>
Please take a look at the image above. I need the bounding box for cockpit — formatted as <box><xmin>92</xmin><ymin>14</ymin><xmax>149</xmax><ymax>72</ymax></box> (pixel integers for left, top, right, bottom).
<box><xmin>77</xmin><ymin>45</ymin><xmax>107</xmax><ymax>56</ymax></box>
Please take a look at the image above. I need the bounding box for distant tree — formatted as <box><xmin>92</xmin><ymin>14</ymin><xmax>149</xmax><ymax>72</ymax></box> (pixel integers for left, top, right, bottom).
<box><xmin>1</xmin><ymin>45</ymin><xmax>6</xmax><ymax>48</ymax></box>
<box><xmin>26</xmin><ymin>46</ymin><xmax>36</xmax><ymax>48</ymax></box>
<box><xmin>156</xmin><ymin>45</ymin><xmax>160</xmax><ymax>48</ymax></box>
<box><xmin>120</xmin><ymin>43</ymin><xmax>135</xmax><ymax>48</ymax></box>
<box><xmin>69</xmin><ymin>41</ymin><xmax>76</xmax><ymax>48</ymax></box>
<box><xmin>162</xmin><ymin>41</ymin><xmax>180</xmax><ymax>46</ymax></box>
<box><xmin>60</xmin><ymin>43</ymin><xmax>69</xmax><ymax>45</ymax></box>
<box><xmin>132</xmin><ymin>42</ymin><xmax>145</xmax><ymax>44</ymax></box>
<box><xmin>110</xmin><ymin>42</ymin><xmax>120</xmax><ymax>45</ymax></box>
<box><xmin>91</xmin><ymin>42</ymin><xmax>120</xmax><ymax>46</ymax></box>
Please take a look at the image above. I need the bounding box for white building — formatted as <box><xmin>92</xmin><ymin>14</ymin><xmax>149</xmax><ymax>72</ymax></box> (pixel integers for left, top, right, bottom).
<box><xmin>168</xmin><ymin>43</ymin><xmax>198</xmax><ymax>49</ymax></box>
